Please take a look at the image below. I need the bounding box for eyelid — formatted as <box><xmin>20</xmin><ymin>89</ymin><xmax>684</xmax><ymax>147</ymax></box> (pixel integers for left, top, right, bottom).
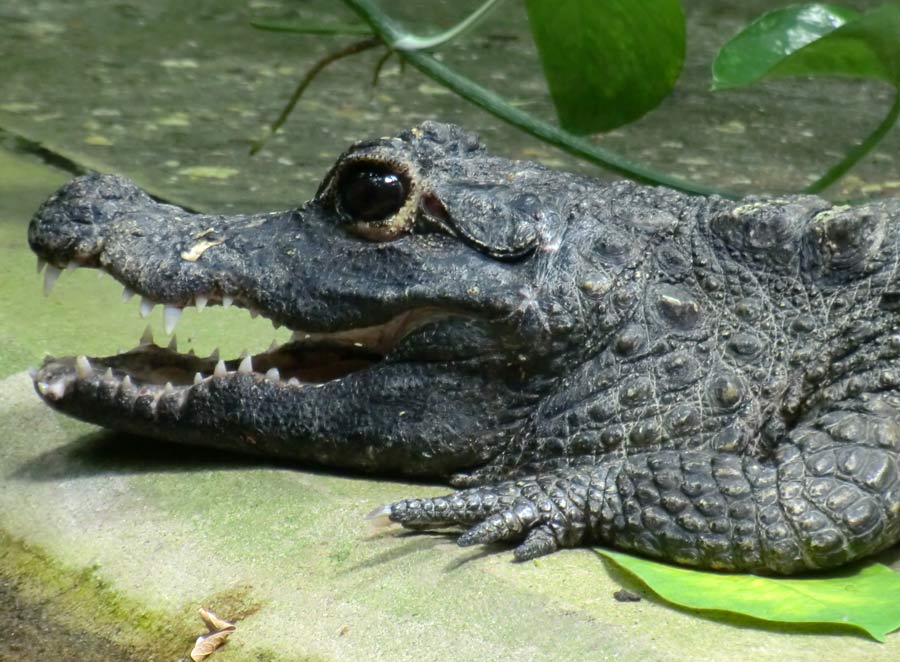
<box><xmin>324</xmin><ymin>157</ymin><xmax>420</xmax><ymax>241</ymax></box>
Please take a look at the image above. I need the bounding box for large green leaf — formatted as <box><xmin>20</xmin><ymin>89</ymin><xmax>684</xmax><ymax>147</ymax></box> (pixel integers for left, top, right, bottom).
<box><xmin>599</xmin><ymin>549</ymin><xmax>900</xmax><ymax>641</ymax></box>
<box><xmin>713</xmin><ymin>3</ymin><xmax>900</xmax><ymax>90</ymax></box>
<box><xmin>524</xmin><ymin>0</ymin><xmax>685</xmax><ymax>134</ymax></box>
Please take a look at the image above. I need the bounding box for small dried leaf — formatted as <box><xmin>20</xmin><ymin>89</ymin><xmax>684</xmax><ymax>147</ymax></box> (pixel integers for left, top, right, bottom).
<box><xmin>199</xmin><ymin>607</ymin><xmax>235</xmax><ymax>633</ymax></box>
<box><xmin>190</xmin><ymin>629</ymin><xmax>233</xmax><ymax>661</ymax></box>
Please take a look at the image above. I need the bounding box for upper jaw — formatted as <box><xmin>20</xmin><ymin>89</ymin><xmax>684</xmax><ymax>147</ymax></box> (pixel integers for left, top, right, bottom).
<box><xmin>28</xmin><ymin>171</ymin><xmax>543</xmax><ymax>340</ymax></box>
<box><xmin>29</xmin><ymin>174</ymin><xmax>486</xmax><ymax>331</ymax></box>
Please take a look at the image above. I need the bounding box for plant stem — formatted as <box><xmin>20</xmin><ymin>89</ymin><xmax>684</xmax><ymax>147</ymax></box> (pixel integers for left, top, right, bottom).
<box><xmin>391</xmin><ymin>0</ymin><xmax>506</xmax><ymax>51</ymax></box>
<box><xmin>250</xmin><ymin>38</ymin><xmax>381</xmax><ymax>155</ymax></box>
<box><xmin>805</xmin><ymin>89</ymin><xmax>900</xmax><ymax>194</ymax></box>
<box><xmin>371</xmin><ymin>48</ymin><xmax>395</xmax><ymax>86</ymax></box>
<box><xmin>343</xmin><ymin>0</ymin><xmax>732</xmax><ymax>197</ymax></box>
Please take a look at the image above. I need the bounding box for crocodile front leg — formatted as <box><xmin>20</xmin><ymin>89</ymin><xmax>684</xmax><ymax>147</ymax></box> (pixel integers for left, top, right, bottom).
<box><xmin>380</xmin><ymin>396</ymin><xmax>900</xmax><ymax>573</ymax></box>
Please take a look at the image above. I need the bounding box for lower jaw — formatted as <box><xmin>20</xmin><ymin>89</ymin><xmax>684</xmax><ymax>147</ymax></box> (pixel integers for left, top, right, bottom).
<box><xmin>32</xmin><ymin>339</ymin><xmax>506</xmax><ymax>478</ymax></box>
<box><xmin>31</xmin><ymin>344</ymin><xmax>357</xmax><ymax>455</ymax></box>
<box><xmin>31</xmin><ymin>351</ymin><xmax>465</xmax><ymax>474</ymax></box>
<box><xmin>33</xmin><ymin>337</ymin><xmax>382</xmax><ymax>413</ymax></box>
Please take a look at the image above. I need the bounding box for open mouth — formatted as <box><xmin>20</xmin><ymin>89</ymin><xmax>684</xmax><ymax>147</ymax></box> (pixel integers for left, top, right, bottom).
<box><xmin>33</xmin><ymin>258</ymin><xmax>447</xmax><ymax>405</ymax></box>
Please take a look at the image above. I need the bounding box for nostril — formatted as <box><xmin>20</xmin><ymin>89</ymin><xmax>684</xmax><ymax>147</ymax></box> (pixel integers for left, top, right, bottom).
<box><xmin>45</xmin><ymin>173</ymin><xmax>145</xmax><ymax>220</ymax></box>
<box><xmin>28</xmin><ymin>173</ymin><xmax>147</xmax><ymax>266</ymax></box>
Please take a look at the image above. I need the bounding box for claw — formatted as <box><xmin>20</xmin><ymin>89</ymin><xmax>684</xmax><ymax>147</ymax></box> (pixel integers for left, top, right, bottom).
<box><xmin>366</xmin><ymin>504</ymin><xmax>394</xmax><ymax>529</ymax></box>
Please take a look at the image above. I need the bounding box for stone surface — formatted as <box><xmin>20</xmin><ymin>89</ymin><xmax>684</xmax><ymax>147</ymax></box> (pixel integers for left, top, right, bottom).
<box><xmin>3</xmin><ymin>0</ymin><xmax>900</xmax><ymax>658</ymax></box>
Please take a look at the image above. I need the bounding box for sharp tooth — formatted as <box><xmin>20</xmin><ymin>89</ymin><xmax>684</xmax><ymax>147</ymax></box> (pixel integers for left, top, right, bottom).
<box><xmin>164</xmin><ymin>382</ymin><xmax>174</xmax><ymax>393</ymax></box>
<box><xmin>167</xmin><ymin>334</ymin><xmax>178</xmax><ymax>351</ymax></box>
<box><xmin>288</xmin><ymin>377</ymin><xmax>301</xmax><ymax>387</ymax></box>
<box><xmin>195</xmin><ymin>295</ymin><xmax>208</xmax><ymax>311</ymax></box>
<box><xmin>104</xmin><ymin>367</ymin><xmax>114</xmax><ymax>381</ymax></box>
<box><xmin>163</xmin><ymin>305</ymin><xmax>182</xmax><ymax>335</ymax></box>
<box><xmin>214</xmin><ymin>359</ymin><xmax>227</xmax><ymax>378</ymax></box>
<box><xmin>267</xmin><ymin>340</ymin><xmax>279</xmax><ymax>353</ymax></box>
<box><xmin>265</xmin><ymin>367</ymin><xmax>280</xmax><ymax>381</ymax></box>
<box><xmin>47</xmin><ymin>381</ymin><xmax>66</xmax><ymax>399</ymax></box>
<box><xmin>37</xmin><ymin>379</ymin><xmax>66</xmax><ymax>399</ymax></box>
<box><xmin>75</xmin><ymin>355</ymin><xmax>93</xmax><ymax>379</ymax></box>
<box><xmin>367</xmin><ymin>504</ymin><xmax>393</xmax><ymax>529</ymax></box>
<box><xmin>140</xmin><ymin>324</ymin><xmax>154</xmax><ymax>346</ymax></box>
<box><xmin>222</xmin><ymin>295</ymin><xmax>234</xmax><ymax>309</ymax></box>
<box><xmin>122</xmin><ymin>286</ymin><xmax>135</xmax><ymax>303</ymax></box>
<box><xmin>43</xmin><ymin>265</ymin><xmax>61</xmax><ymax>296</ymax></box>
<box><xmin>36</xmin><ymin>257</ymin><xmax>46</xmax><ymax>274</ymax></box>
<box><xmin>238</xmin><ymin>355</ymin><xmax>253</xmax><ymax>373</ymax></box>
<box><xmin>209</xmin><ymin>348</ymin><xmax>220</xmax><ymax>361</ymax></box>
<box><xmin>122</xmin><ymin>375</ymin><xmax>133</xmax><ymax>389</ymax></box>
<box><xmin>193</xmin><ymin>372</ymin><xmax>204</xmax><ymax>385</ymax></box>
<box><xmin>139</xmin><ymin>297</ymin><xmax>155</xmax><ymax>318</ymax></box>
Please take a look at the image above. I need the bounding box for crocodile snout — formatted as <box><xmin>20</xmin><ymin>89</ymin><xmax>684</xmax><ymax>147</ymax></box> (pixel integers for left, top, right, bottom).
<box><xmin>28</xmin><ymin>173</ymin><xmax>150</xmax><ymax>269</ymax></box>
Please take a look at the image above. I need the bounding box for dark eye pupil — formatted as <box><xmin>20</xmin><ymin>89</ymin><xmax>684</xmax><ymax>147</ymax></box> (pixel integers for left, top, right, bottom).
<box><xmin>337</xmin><ymin>165</ymin><xmax>408</xmax><ymax>222</ymax></box>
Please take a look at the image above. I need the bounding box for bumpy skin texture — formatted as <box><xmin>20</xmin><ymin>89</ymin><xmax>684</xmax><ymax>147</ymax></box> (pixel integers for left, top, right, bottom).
<box><xmin>28</xmin><ymin>122</ymin><xmax>900</xmax><ymax>574</ymax></box>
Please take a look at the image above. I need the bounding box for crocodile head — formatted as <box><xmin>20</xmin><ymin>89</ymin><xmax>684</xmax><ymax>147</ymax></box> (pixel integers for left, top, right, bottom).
<box><xmin>28</xmin><ymin>122</ymin><xmax>653</xmax><ymax>478</ymax></box>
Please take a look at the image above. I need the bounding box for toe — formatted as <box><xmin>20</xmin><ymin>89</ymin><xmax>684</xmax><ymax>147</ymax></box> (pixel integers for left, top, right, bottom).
<box><xmin>513</xmin><ymin>525</ymin><xmax>558</xmax><ymax>561</ymax></box>
<box><xmin>457</xmin><ymin>500</ymin><xmax>540</xmax><ymax>547</ymax></box>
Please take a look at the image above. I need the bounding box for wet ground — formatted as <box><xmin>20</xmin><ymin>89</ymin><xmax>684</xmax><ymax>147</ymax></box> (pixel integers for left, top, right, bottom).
<box><xmin>0</xmin><ymin>573</ymin><xmax>131</xmax><ymax>662</ymax></box>
<box><xmin>0</xmin><ymin>0</ymin><xmax>897</xmax><ymax>213</ymax></box>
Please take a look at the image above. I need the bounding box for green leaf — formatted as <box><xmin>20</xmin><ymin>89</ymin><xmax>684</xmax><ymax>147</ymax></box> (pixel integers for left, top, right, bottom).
<box><xmin>598</xmin><ymin>549</ymin><xmax>900</xmax><ymax>641</ymax></box>
<box><xmin>713</xmin><ymin>3</ymin><xmax>900</xmax><ymax>90</ymax></box>
<box><xmin>523</xmin><ymin>0</ymin><xmax>685</xmax><ymax>134</ymax></box>
<box><xmin>250</xmin><ymin>18</ymin><xmax>373</xmax><ymax>37</ymax></box>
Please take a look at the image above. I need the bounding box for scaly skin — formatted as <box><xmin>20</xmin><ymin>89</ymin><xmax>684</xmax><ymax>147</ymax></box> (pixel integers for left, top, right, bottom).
<box><xmin>28</xmin><ymin>122</ymin><xmax>900</xmax><ymax>573</ymax></box>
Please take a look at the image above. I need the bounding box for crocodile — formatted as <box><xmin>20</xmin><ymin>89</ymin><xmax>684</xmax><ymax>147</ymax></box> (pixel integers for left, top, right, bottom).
<box><xmin>28</xmin><ymin>122</ymin><xmax>900</xmax><ymax>574</ymax></box>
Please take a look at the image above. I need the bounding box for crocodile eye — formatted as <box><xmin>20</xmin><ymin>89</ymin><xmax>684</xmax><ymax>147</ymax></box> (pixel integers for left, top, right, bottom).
<box><xmin>336</xmin><ymin>162</ymin><xmax>409</xmax><ymax>223</ymax></box>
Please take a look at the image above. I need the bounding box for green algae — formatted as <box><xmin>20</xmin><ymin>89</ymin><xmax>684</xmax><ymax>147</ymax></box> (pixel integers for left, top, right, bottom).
<box><xmin>0</xmin><ymin>531</ymin><xmax>197</xmax><ymax>659</ymax></box>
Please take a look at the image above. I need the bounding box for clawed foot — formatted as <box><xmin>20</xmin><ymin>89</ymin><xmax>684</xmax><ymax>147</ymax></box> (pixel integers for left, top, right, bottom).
<box><xmin>370</xmin><ymin>477</ymin><xmax>589</xmax><ymax>561</ymax></box>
